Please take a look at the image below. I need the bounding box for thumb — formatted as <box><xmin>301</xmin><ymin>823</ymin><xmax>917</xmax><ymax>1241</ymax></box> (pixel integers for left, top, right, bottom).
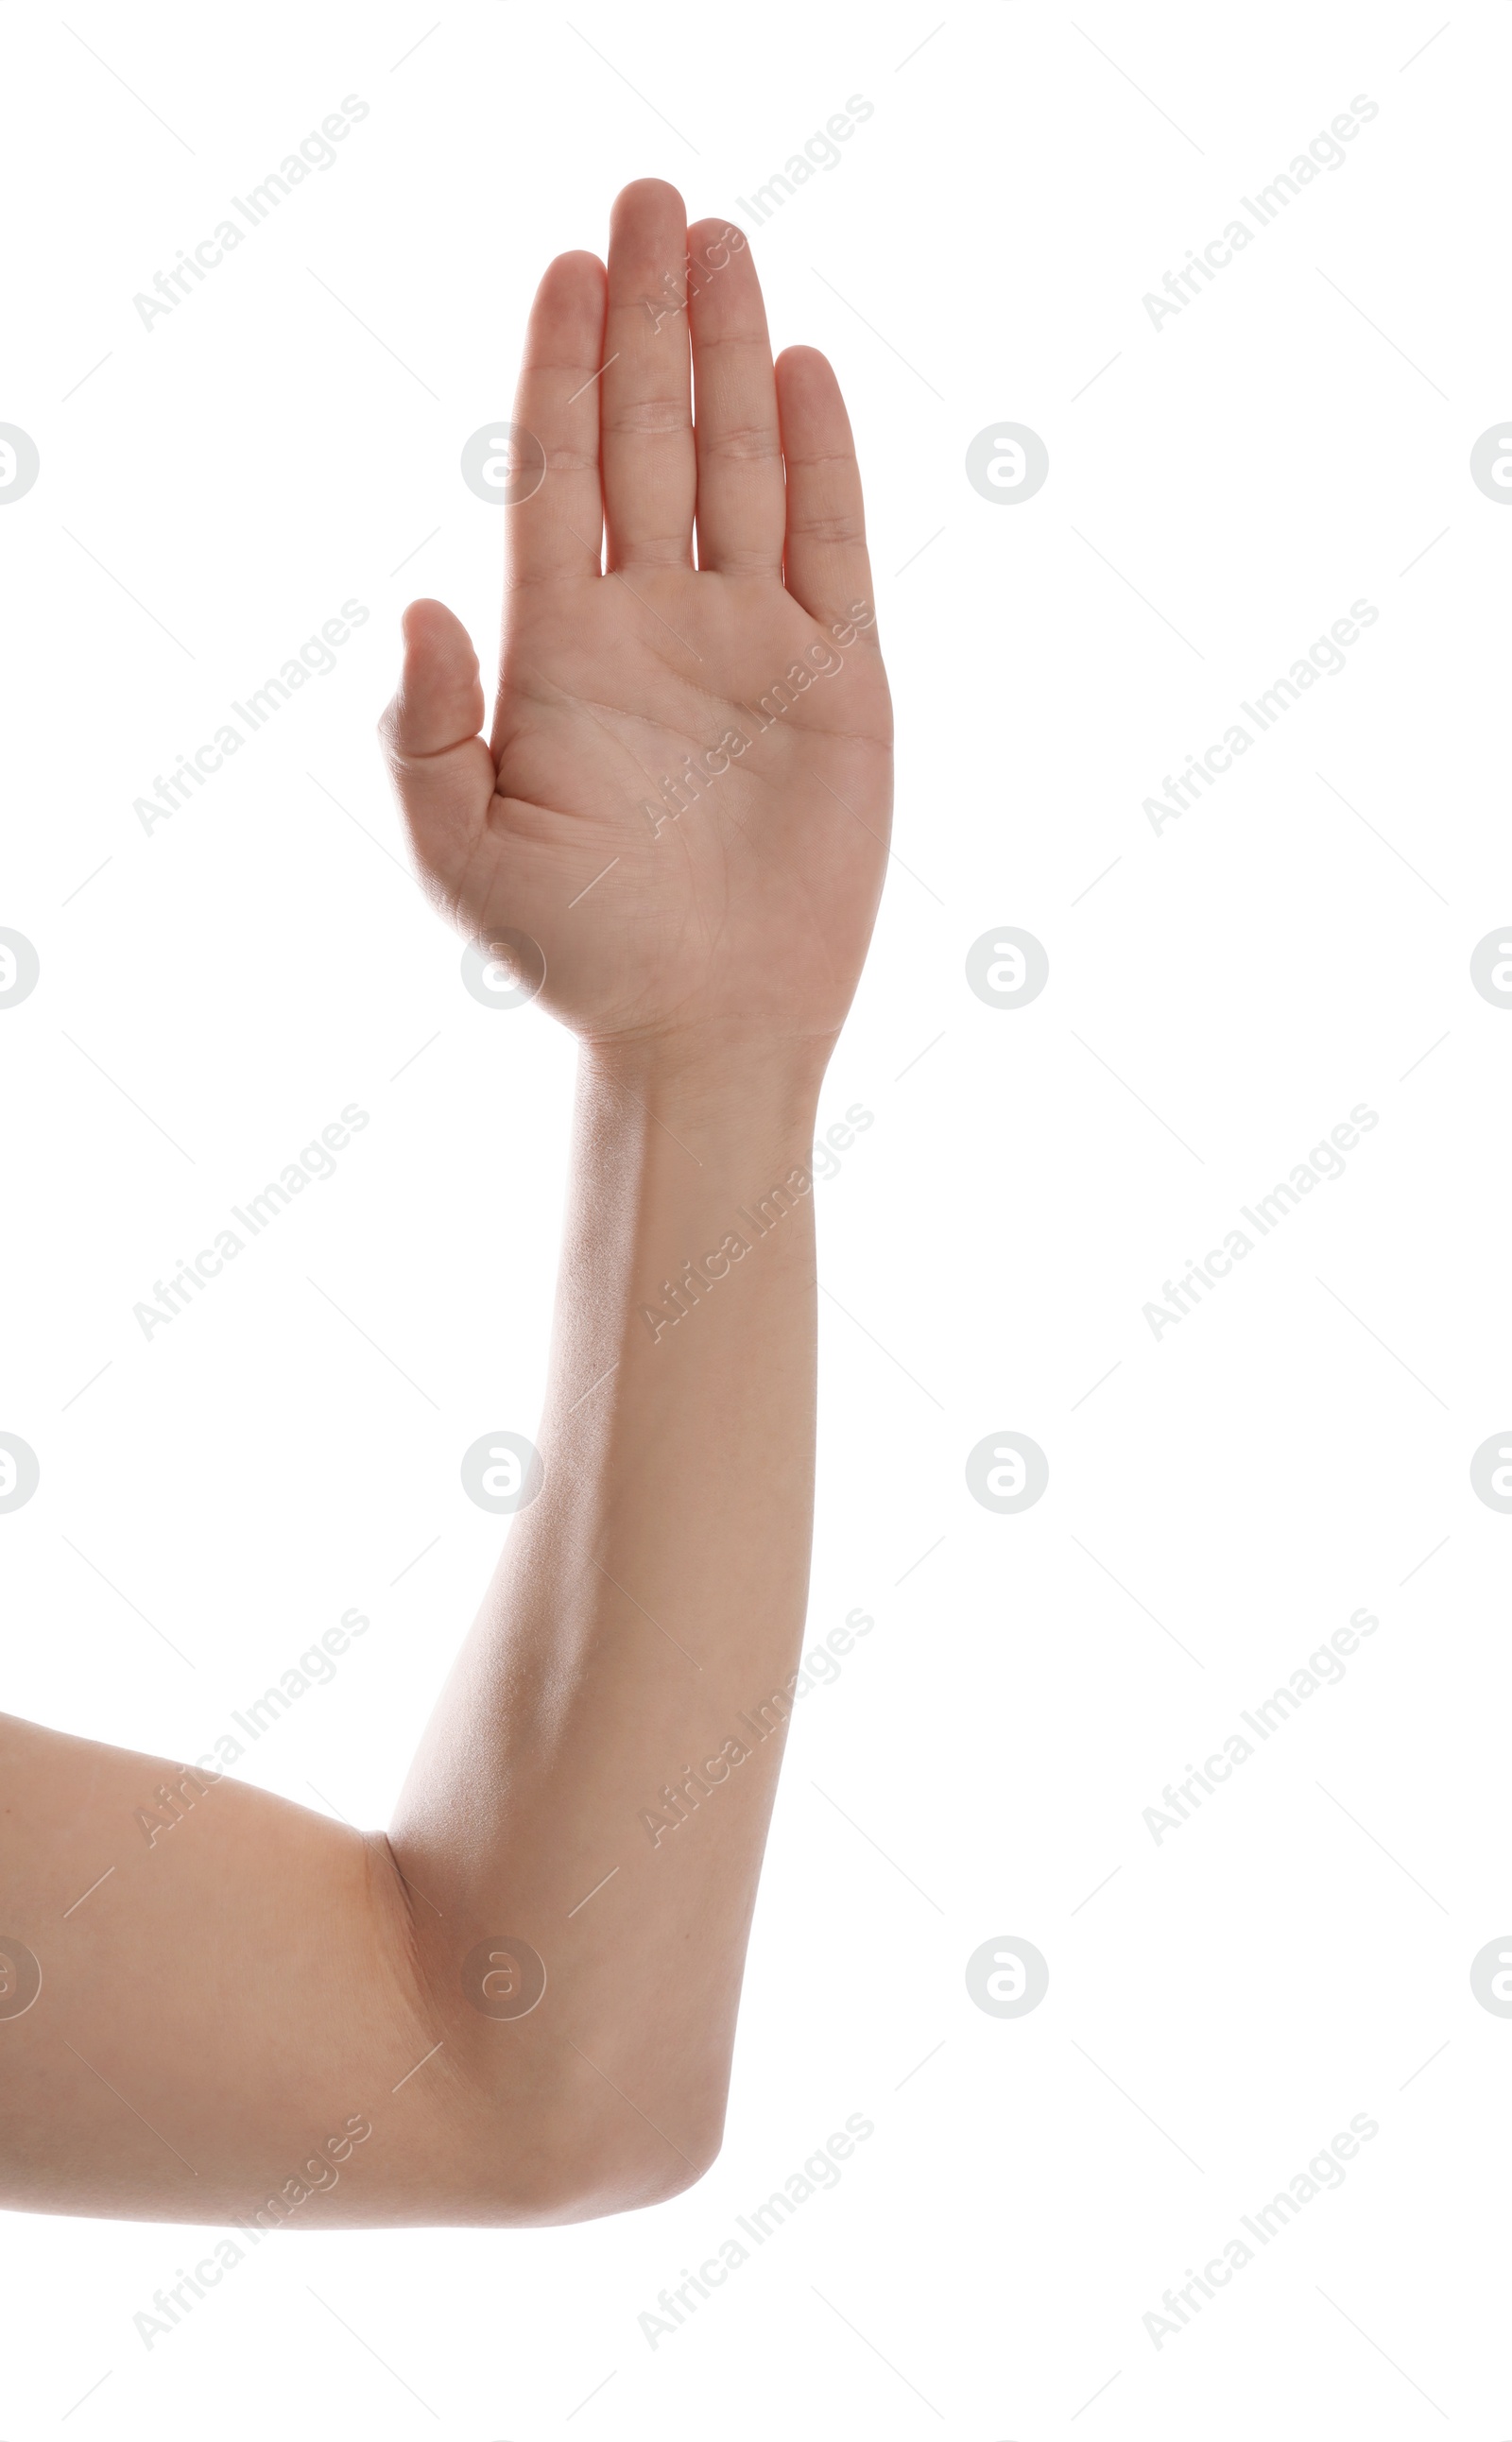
<box><xmin>378</xmin><ymin>599</ymin><xmax>497</xmax><ymax>909</ymax></box>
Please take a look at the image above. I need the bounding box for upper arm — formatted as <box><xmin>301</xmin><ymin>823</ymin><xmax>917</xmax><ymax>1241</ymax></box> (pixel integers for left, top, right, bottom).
<box><xmin>0</xmin><ymin>1712</ymin><xmax>456</xmax><ymax>2225</ymax></box>
<box><xmin>0</xmin><ymin>1712</ymin><xmax>695</xmax><ymax>2226</ymax></box>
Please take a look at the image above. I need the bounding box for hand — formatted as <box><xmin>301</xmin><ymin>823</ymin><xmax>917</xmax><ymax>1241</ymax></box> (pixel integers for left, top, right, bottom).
<box><xmin>380</xmin><ymin>180</ymin><xmax>892</xmax><ymax>1082</ymax></box>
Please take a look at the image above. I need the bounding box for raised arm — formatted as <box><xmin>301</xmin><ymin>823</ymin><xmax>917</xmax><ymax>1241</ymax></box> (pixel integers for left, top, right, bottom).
<box><xmin>0</xmin><ymin>179</ymin><xmax>891</xmax><ymax>2227</ymax></box>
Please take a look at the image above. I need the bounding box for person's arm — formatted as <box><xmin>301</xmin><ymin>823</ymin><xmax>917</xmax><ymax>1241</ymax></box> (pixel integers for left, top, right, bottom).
<box><xmin>0</xmin><ymin>178</ymin><xmax>890</xmax><ymax>2227</ymax></box>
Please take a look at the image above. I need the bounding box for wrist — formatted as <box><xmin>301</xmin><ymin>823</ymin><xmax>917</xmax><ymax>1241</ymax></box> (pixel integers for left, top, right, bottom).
<box><xmin>579</xmin><ymin>1025</ymin><xmax>829</xmax><ymax>1133</ymax></box>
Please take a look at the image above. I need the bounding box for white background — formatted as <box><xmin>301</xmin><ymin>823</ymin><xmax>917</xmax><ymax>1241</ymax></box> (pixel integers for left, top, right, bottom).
<box><xmin>3</xmin><ymin>0</ymin><xmax>1510</xmax><ymax>2432</ymax></box>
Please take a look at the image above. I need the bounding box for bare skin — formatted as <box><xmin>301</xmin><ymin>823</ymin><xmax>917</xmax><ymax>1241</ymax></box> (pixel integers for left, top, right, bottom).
<box><xmin>0</xmin><ymin>178</ymin><xmax>891</xmax><ymax>2228</ymax></box>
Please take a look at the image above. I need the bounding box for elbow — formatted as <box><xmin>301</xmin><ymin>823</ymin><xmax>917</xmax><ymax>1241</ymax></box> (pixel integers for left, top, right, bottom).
<box><xmin>428</xmin><ymin>2053</ymin><xmax>730</xmax><ymax>2227</ymax></box>
<box><xmin>375</xmin><ymin>1848</ymin><xmax>732</xmax><ymax>2227</ymax></box>
<box><xmin>527</xmin><ymin>2108</ymin><xmax>726</xmax><ymax>2226</ymax></box>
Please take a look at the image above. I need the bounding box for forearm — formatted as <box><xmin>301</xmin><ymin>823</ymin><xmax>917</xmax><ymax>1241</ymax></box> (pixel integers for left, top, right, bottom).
<box><xmin>388</xmin><ymin>1040</ymin><xmax>826</xmax><ymax>2207</ymax></box>
<box><xmin>0</xmin><ymin>1047</ymin><xmax>825</xmax><ymax>2228</ymax></box>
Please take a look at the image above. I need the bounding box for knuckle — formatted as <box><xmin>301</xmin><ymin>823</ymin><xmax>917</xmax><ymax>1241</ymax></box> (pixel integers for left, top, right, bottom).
<box><xmin>605</xmin><ymin>396</ymin><xmax>690</xmax><ymax>439</ymax></box>
<box><xmin>791</xmin><ymin>511</ymin><xmax>864</xmax><ymax>546</ymax></box>
<box><xmin>705</xmin><ymin>423</ymin><xmax>781</xmax><ymax>464</ymax></box>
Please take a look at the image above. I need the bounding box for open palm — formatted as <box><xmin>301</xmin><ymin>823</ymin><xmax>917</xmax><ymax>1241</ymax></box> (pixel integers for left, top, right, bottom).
<box><xmin>381</xmin><ymin>181</ymin><xmax>893</xmax><ymax>1069</ymax></box>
